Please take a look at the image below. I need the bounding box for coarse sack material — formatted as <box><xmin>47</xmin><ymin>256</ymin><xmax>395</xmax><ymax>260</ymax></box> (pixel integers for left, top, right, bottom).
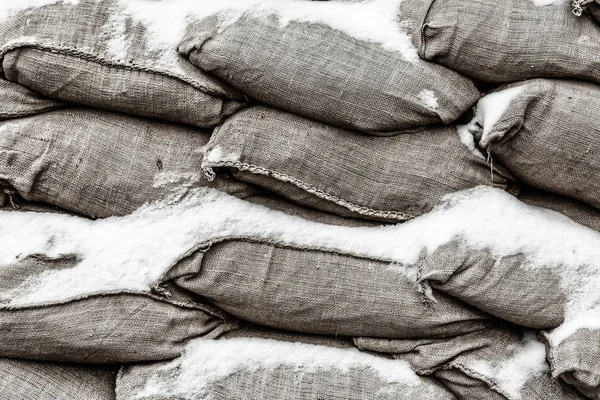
<box><xmin>0</xmin><ymin>0</ymin><xmax>245</xmax><ymax>128</ymax></box>
<box><xmin>0</xmin><ymin>358</ymin><xmax>117</xmax><ymax>400</ymax></box>
<box><xmin>0</xmin><ymin>107</ymin><xmax>261</xmax><ymax>218</ymax></box>
<box><xmin>115</xmin><ymin>326</ymin><xmax>456</xmax><ymax>400</ymax></box>
<box><xmin>201</xmin><ymin>106</ymin><xmax>512</xmax><ymax>222</ymax></box>
<box><xmin>463</xmin><ymin>79</ymin><xmax>600</xmax><ymax>211</ymax></box>
<box><xmin>0</xmin><ymin>79</ymin><xmax>67</xmax><ymax>120</ymax></box>
<box><xmin>179</xmin><ymin>2</ymin><xmax>480</xmax><ymax>134</ymax></box>
<box><xmin>355</xmin><ymin>326</ymin><xmax>585</xmax><ymax>400</ymax></box>
<box><xmin>409</xmin><ymin>0</ymin><xmax>600</xmax><ymax>84</ymax></box>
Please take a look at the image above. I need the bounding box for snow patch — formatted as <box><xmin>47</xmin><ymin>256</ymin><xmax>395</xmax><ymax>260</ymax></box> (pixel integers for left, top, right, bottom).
<box><xmin>417</xmin><ymin>89</ymin><xmax>439</xmax><ymax>111</ymax></box>
<box><xmin>473</xmin><ymin>86</ymin><xmax>524</xmax><ymax>148</ymax></box>
<box><xmin>0</xmin><ymin>0</ymin><xmax>79</xmax><ymax>22</ymax></box>
<box><xmin>465</xmin><ymin>331</ymin><xmax>548</xmax><ymax>400</ymax></box>
<box><xmin>530</xmin><ymin>0</ymin><xmax>569</xmax><ymax>5</ymax></box>
<box><xmin>107</xmin><ymin>0</ymin><xmax>418</xmax><ymax>66</ymax></box>
<box><xmin>456</xmin><ymin>124</ymin><xmax>486</xmax><ymax>160</ymax></box>
<box><xmin>205</xmin><ymin>145</ymin><xmax>240</xmax><ymax>164</ymax></box>
<box><xmin>131</xmin><ymin>337</ymin><xmax>422</xmax><ymax>399</ymax></box>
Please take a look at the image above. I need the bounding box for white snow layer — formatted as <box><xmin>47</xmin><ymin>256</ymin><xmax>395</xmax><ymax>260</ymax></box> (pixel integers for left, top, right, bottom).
<box><xmin>0</xmin><ymin>0</ymin><xmax>79</xmax><ymax>22</ymax></box>
<box><xmin>474</xmin><ymin>86</ymin><xmax>525</xmax><ymax>148</ymax></box>
<box><xmin>530</xmin><ymin>0</ymin><xmax>569</xmax><ymax>6</ymax></box>
<box><xmin>131</xmin><ymin>337</ymin><xmax>425</xmax><ymax>399</ymax></box>
<box><xmin>104</xmin><ymin>0</ymin><xmax>418</xmax><ymax>69</ymax></box>
<box><xmin>2</xmin><ymin>182</ymin><xmax>600</xmax><ymax>348</ymax></box>
<box><xmin>417</xmin><ymin>89</ymin><xmax>439</xmax><ymax>111</ymax></box>
<box><xmin>465</xmin><ymin>331</ymin><xmax>548</xmax><ymax>400</ymax></box>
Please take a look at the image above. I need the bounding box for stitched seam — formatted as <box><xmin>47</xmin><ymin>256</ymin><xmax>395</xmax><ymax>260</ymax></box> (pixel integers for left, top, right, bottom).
<box><xmin>0</xmin><ymin>42</ymin><xmax>225</xmax><ymax>98</ymax></box>
<box><xmin>203</xmin><ymin>160</ymin><xmax>415</xmax><ymax>221</ymax></box>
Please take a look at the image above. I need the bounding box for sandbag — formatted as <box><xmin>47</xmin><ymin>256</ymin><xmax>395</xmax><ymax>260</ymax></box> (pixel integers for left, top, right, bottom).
<box><xmin>462</xmin><ymin>79</ymin><xmax>600</xmax><ymax>211</ymax></box>
<box><xmin>355</xmin><ymin>326</ymin><xmax>584</xmax><ymax>400</ymax></box>
<box><xmin>0</xmin><ymin>108</ymin><xmax>261</xmax><ymax>218</ymax></box>
<box><xmin>411</xmin><ymin>0</ymin><xmax>600</xmax><ymax>84</ymax></box>
<box><xmin>179</xmin><ymin>1</ymin><xmax>480</xmax><ymax>134</ymax></box>
<box><xmin>115</xmin><ymin>327</ymin><xmax>456</xmax><ymax>400</ymax></box>
<box><xmin>0</xmin><ymin>79</ymin><xmax>66</xmax><ymax>120</ymax></box>
<box><xmin>202</xmin><ymin>106</ymin><xmax>511</xmax><ymax>222</ymax></box>
<box><xmin>0</xmin><ymin>358</ymin><xmax>116</xmax><ymax>400</ymax></box>
<box><xmin>0</xmin><ymin>0</ymin><xmax>245</xmax><ymax>127</ymax></box>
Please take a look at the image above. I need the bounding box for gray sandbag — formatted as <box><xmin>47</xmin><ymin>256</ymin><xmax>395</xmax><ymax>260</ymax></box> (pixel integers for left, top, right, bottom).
<box><xmin>173</xmin><ymin>240</ymin><xmax>491</xmax><ymax>338</ymax></box>
<box><xmin>0</xmin><ymin>79</ymin><xmax>66</xmax><ymax>120</ymax></box>
<box><xmin>462</xmin><ymin>79</ymin><xmax>600</xmax><ymax>211</ymax></box>
<box><xmin>202</xmin><ymin>106</ymin><xmax>511</xmax><ymax>222</ymax></box>
<box><xmin>115</xmin><ymin>327</ymin><xmax>456</xmax><ymax>400</ymax></box>
<box><xmin>0</xmin><ymin>358</ymin><xmax>116</xmax><ymax>400</ymax></box>
<box><xmin>410</xmin><ymin>0</ymin><xmax>600</xmax><ymax>84</ymax></box>
<box><xmin>355</xmin><ymin>326</ymin><xmax>584</xmax><ymax>400</ymax></box>
<box><xmin>179</xmin><ymin>3</ymin><xmax>480</xmax><ymax>134</ymax></box>
<box><xmin>0</xmin><ymin>0</ymin><xmax>245</xmax><ymax>127</ymax></box>
<box><xmin>0</xmin><ymin>108</ymin><xmax>261</xmax><ymax>218</ymax></box>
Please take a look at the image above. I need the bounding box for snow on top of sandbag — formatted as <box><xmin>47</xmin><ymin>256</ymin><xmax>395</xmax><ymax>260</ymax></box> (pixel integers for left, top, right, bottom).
<box><xmin>106</xmin><ymin>0</ymin><xmax>418</xmax><ymax>68</ymax></box>
<box><xmin>417</xmin><ymin>89</ymin><xmax>439</xmax><ymax>111</ymax></box>
<box><xmin>132</xmin><ymin>337</ymin><xmax>423</xmax><ymax>398</ymax></box>
<box><xmin>2</xmin><ymin>177</ymin><xmax>600</xmax><ymax>347</ymax></box>
<box><xmin>0</xmin><ymin>0</ymin><xmax>79</xmax><ymax>22</ymax></box>
<box><xmin>465</xmin><ymin>331</ymin><xmax>549</xmax><ymax>400</ymax></box>
<box><xmin>530</xmin><ymin>0</ymin><xmax>569</xmax><ymax>6</ymax></box>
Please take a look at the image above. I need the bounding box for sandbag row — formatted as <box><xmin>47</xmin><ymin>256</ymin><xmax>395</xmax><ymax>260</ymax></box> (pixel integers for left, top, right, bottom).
<box><xmin>1</xmin><ymin>0</ymin><xmax>481</xmax><ymax>135</ymax></box>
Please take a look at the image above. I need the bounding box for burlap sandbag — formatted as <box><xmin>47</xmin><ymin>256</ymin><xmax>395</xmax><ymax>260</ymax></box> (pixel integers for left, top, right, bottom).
<box><xmin>0</xmin><ymin>108</ymin><xmax>261</xmax><ymax>218</ymax></box>
<box><xmin>179</xmin><ymin>6</ymin><xmax>480</xmax><ymax>134</ymax></box>
<box><xmin>0</xmin><ymin>358</ymin><xmax>117</xmax><ymax>400</ymax></box>
<box><xmin>0</xmin><ymin>79</ymin><xmax>66</xmax><ymax>120</ymax></box>
<box><xmin>463</xmin><ymin>79</ymin><xmax>600</xmax><ymax>211</ymax></box>
<box><xmin>202</xmin><ymin>106</ymin><xmax>511</xmax><ymax>222</ymax></box>
<box><xmin>410</xmin><ymin>0</ymin><xmax>600</xmax><ymax>84</ymax></box>
<box><xmin>115</xmin><ymin>326</ymin><xmax>456</xmax><ymax>400</ymax></box>
<box><xmin>172</xmin><ymin>239</ymin><xmax>491</xmax><ymax>338</ymax></box>
<box><xmin>355</xmin><ymin>326</ymin><xmax>584</xmax><ymax>400</ymax></box>
<box><xmin>0</xmin><ymin>0</ymin><xmax>245</xmax><ymax>127</ymax></box>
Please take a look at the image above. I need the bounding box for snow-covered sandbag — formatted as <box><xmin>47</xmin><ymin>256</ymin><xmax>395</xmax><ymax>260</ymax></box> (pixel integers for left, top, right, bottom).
<box><xmin>178</xmin><ymin>1</ymin><xmax>480</xmax><ymax>134</ymax></box>
<box><xmin>202</xmin><ymin>106</ymin><xmax>511</xmax><ymax>222</ymax></box>
<box><xmin>0</xmin><ymin>0</ymin><xmax>245</xmax><ymax>127</ymax></box>
<box><xmin>0</xmin><ymin>358</ymin><xmax>117</xmax><ymax>400</ymax></box>
<box><xmin>0</xmin><ymin>205</ymin><xmax>237</xmax><ymax>363</ymax></box>
<box><xmin>462</xmin><ymin>79</ymin><xmax>600</xmax><ymax>211</ymax></box>
<box><xmin>0</xmin><ymin>108</ymin><xmax>260</xmax><ymax>218</ymax></box>
<box><xmin>0</xmin><ymin>79</ymin><xmax>66</xmax><ymax>120</ymax></box>
<box><xmin>517</xmin><ymin>187</ymin><xmax>600</xmax><ymax>233</ymax></box>
<box><xmin>115</xmin><ymin>327</ymin><xmax>456</xmax><ymax>400</ymax></box>
<box><xmin>411</xmin><ymin>0</ymin><xmax>600</xmax><ymax>84</ymax></box>
<box><xmin>355</xmin><ymin>327</ymin><xmax>584</xmax><ymax>400</ymax></box>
